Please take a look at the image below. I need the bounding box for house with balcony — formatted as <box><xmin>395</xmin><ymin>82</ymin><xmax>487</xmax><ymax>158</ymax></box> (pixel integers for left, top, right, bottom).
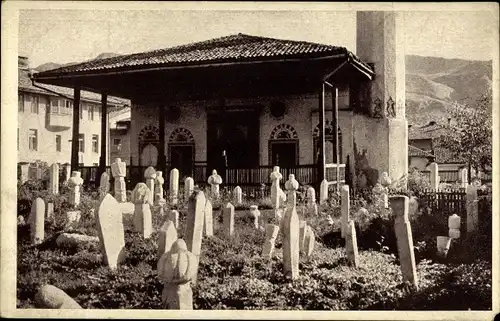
<box><xmin>18</xmin><ymin>56</ymin><xmax>130</xmax><ymax>180</ymax></box>
<box><xmin>31</xmin><ymin>11</ymin><xmax>410</xmax><ymax>192</ymax></box>
<box><xmin>109</xmin><ymin>107</ymin><xmax>132</xmax><ymax>164</ymax></box>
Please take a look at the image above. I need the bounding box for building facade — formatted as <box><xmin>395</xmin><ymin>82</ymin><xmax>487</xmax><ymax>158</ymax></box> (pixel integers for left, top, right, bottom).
<box><xmin>18</xmin><ymin>56</ymin><xmax>130</xmax><ymax>167</ymax></box>
<box><xmin>32</xmin><ymin>11</ymin><xmax>409</xmax><ymax>190</ymax></box>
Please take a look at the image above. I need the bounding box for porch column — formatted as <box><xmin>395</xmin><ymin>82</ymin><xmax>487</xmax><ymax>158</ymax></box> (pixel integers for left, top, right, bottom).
<box><xmin>317</xmin><ymin>83</ymin><xmax>326</xmax><ymax>188</ymax></box>
<box><xmin>332</xmin><ymin>86</ymin><xmax>340</xmax><ymax>190</ymax></box>
<box><xmin>70</xmin><ymin>85</ymin><xmax>81</xmax><ymax>172</ymax></box>
<box><xmin>158</xmin><ymin>105</ymin><xmax>167</xmax><ymax>175</ymax></box>
<box><xmin>98</xmin><ymin>93</ymin><xmax>108</xmax><ymax>178</ymax></box>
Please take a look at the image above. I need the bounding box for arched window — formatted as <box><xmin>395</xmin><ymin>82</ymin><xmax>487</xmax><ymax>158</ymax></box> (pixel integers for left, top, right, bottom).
<box><xmin>168</xmin><ymin>127</ymin><xmax>195</xmax><ymax>144</ymax></box>
<box><xmin>268</xmin><ymin>124</ymin><xmax>299</xmax><ymax>167</ymax></box>
<box><xmin>138</xmin><ymin>125</ymin><xmax>160</xmax><ymax>166</ymax></box>
<box><xmin>313</xmin><ymin>121</ymin><xmax>342</xmax><ymax>163</ymax></box>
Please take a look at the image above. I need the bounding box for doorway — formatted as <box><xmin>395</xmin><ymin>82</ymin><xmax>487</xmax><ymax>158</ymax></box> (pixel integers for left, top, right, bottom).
<box><xmin>169</xmin><ymin>144</ymin><xmax>194</xmax><ymax>179</ymax></box>
<box><xmin>207</xmin><ymin>110</ymin><xmax>260</xmax><ymax>175</ymax></box>
<box><xmin>269</xmin><ymin>140</ymin><xmax>298</xmax><ymax>167</ymax></box>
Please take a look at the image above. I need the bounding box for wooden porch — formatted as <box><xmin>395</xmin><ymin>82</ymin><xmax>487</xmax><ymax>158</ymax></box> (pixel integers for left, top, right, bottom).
<box><xmin>78</xmin><ymin>163</ymin><xmax>346</xmax><ymax>193</ymax></box>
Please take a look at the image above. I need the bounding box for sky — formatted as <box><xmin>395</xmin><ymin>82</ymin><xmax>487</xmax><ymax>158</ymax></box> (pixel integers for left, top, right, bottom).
<box><xmin>17</xmin><ymin>4</ymin><xmax>498</xmax><ymax>68</ymax></box>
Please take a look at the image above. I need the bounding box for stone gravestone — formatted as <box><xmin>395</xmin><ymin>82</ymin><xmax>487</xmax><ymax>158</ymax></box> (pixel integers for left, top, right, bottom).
<box><xmin>282</xmin><ymin>205</ymin><xmax>300</xmax><ymax>280</ymax></box>
<box><xmin>284</xmin><ymin>174</ymin><xmax>299</xmax><ymax>208</ymax></box>
<box><xmin>169</xmin><ymin>210</ymin><xmax>180</xmax><ymax>230</ymax></box>
<box><xmin>144</xmin><ymin>166</ymin><xmax>157</xmax><ymax>206</ymax></box>
<box><xmin>203</xmin><ymin>198</ymin><xmax>214</xmax><ymax>237</ymax></box>
<box><xmin>155</xmin><ymin>171</ymin><xmax>165</xmax><ymax>205</ymax></box>
<box><xmin>270</xmin><ymin>166</ymin><xmax>283</xmax><ymax>210</ymax></box>
<box><xmin>459</xmin><ymin>168</ymin><xmax>468</xmax><ymax>188</ymax></box>
<box><xmin>372</xmin><ymin>183</ymin><xmax>388</xmax><ymax>209</ymax></box>
<box><xmin>233</xmin><ymin>186</ymin><xmax>243</xmax><ymax>205</ymax></box>
<box><xmin>96</xmin><ymin>194</ymin><xmax>126</xmax><ymax>270</ymax></box>
<box><xmin>111</xmin><ymin>158</ymin><xmax>127</xmax><ymax>202</ymax></box>
<box><xmin>319</xmin><ymin>179</ymin><xmax>329</xmax><ymax>204</ymax></box>
<box><xmin>157</xmin><ymin>239</ymin><xmax>198</xmax><ymax>309</ymax></box>
<box><xmin>223</xmin><ymin>202</ymin><xmax>235</xmax><ymax>237</ymax></box>
<box><xmin>131</xmin><ymin>183</ymin><xmax>153</xmax><ymax>239</ymax></box>
<box><xmin>207</xmin><ymin>169</ymin><xmax>223</xmax><ymax>199</ymax></box>
<box><xmin>340</xmin><ymin>185</ymin><xmax>350</xmax><ymax>238</ymax></box>
<box><xmin>64</xmin><ymin>210</ymin><xmax>81</xmax><ymax>231</ymax></box>
<box><xmin>46</xmin><ymin>202</ymin><xmax>54</xmax><ymax>221</ymax></box>
<box><xmin>67</xmin><ymin>171</ymin><xmax>83</xmax><ymax>207</ymax></box>
<box><xmin>185</xmin><ymin>191</ymin><xmax>205</xmax><ymax>258</ymax></box>
<box><xmin>35</xmin><ymin>285</ymin><xmax>82</xmax><ymax>309</ymax></box>
<box><xmin>306</xmin><ymin>186</ymin><xmax>318</xmax><ymax>215</ymax></box>
<box><xmin>379</xmin><ymin>171</ymin><xmax>392</xmax><ymax>186</ymax></box>
<box><xmin>63</xmin><ymin>163</ymin><xmax>71</xmax><ymax>183</ymax></box>
<box><xmin>345</xmin><ymin>220</ymin><xmax>359</xmax><ymax>267</ymax></box>
<box><xmin>262</xmin><ymin>224</ymin><xmax>280</xmax><ymax>259</ymax></box>
<box><xmin>249</xmin><ymin>205</ymin><xmax>260</xmax><ymax>229</ymax></box>
<box><xmin>157</xmin><ymin>219</ymin><xmax>178</xmax><ymax>259</ymax></box>
<box><xmin>184</xmin><ymin>177</ymin><xmax>194</xmax><ymax>200</ymax></box>
<box><xmin>99</xmin><ymin>172</ymin><xmax>110</xmax><ymax>198</ymax></box>
<box><xmin>169</xmin><ymin>168</ymin><xmax>179</xmax><ymax>205</ymax></box>
<box><xmin>303</xmin><ymin>225</ymin><xmax>315</xmax><ymax>259</ymax></box>
<box><xmin>390</xmin><ymin>195</ymin><xmax>419</xmax><ymax>289</ymax></box>
<box><xmin>49</xmin><ymin>163</ymin><xmax>59</xmax><ymax>195</ymax></box>
<box><xmin>298</xmin><ymin>220</ymin><xmax>307</xmax><ymax>254</ymax></box>
<box><xmin>29</xmin><ymin>197</ymin><xmax>45</xmax><ymax>245</ymax></box>
<box><xmin>436</xmin><ymin>236</ymin><xmax>452</xmax><ymax>258</ymax></box>
<box><xmin>448</xmin><ymin>214</ymin><xmax>461</xmax><ymax>239</ymax></box>
<box><xmin>466</xmin><ymin>185</ymin><xmax>478</xmax><ymax>234</ymax></box>
<box><xmin>429</xmin><ymin>162</ymin><xmax>439</xmax><ymax>190</ymax></box>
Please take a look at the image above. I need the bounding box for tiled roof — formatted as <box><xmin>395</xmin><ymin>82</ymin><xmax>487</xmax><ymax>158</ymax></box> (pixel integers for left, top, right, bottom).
<box><xmin>32</xmin><ymin>33</ymin><xmax>373</xmax><ymax>77</ymax></box>
<box><xmin>408</xmin><ymin>145</ymin><xmax>434</xmax><ymax>158</ymax></box>
<box><xmin>19</xmin><ymin>68</ymin><xmax>130</xmax><ymax>106</ymax></box>
<box><xmin>408</xmin><ymin>122</ymin><xmax>449</xmax><ymax>140</ymax></box>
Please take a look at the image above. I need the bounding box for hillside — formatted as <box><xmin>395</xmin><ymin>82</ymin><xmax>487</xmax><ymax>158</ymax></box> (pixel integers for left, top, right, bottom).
<box><xmin>405</xmin><ymin>55</ymin><xmax>492</xmax><ymax>125</ymax></box>
<box><xmin>35</xmin><ymin>53</ymin><xmax>492</xmax><ymax>126</ymax></box>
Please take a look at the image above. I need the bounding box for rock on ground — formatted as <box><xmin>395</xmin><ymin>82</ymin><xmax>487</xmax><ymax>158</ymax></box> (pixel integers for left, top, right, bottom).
<box><xmin>56</xmin><ymin>233</ymin><xmax>99</xmax><ymax>249</ymax></box>
<box><xmin>35</xmin><ymin>284</ymin><xmax>82</xmax><ymax>309</ymax></box>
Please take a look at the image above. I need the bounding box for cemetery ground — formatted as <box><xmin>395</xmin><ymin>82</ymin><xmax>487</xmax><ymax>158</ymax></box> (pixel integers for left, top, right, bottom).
<box><xmin>17</xmin><ymin>180</ymin><xmax>492</xmax><ymax>310</ymax></box>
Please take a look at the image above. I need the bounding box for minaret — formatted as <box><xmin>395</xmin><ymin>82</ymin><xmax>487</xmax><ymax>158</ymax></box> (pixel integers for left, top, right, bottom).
<box><xmin>352</xmin><ymin>11</ymin><xmax>408</xmax><ymax>186</ymax></box>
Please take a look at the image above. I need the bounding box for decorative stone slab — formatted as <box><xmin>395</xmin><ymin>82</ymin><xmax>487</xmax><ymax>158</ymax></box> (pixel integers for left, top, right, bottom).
<box><xmin>249</xmin><ymin>205</ymin><xmax>261</xmax><ymax>229</ymax></box>
<box><xmin>65</xmin><ymin>210</ymin><xmax>81</xmax><ymax>230</ymax></box>
<box><xmin>99</xmin><ymin>172</ymin><xmax>110</xmax><ymax>198</ymax></box>
<box><xmin>233</xmin><ymin>186</ymin><xmax>243</xmax><ymax>205</ymax></box>
<box><xmin>56</xmin><ymin>233</ymin><xmax>99</xmax><ymax>249</ymax></box>
<box><xmin>185</xmin><ymin>191</ymin><xmax>206</xmax><ymax>258</ymax></box>
<box><xmin>282</xmin><ymin>206</ymin><xmax>299</xmax><ymax>280</ymax></box>
<box><xmin>319</xmin><ymin>179</ymin><xmax>329</xmax><ymax>204</ymax></box>
<box><xmin>262</xmin><ymin>224</ymin><xmax>280</xmax><ymax>259</ymax></box>
<box><xmin>157</xmin><ymin>239</ymin><xmax>197</xmax><ymax>309</ymax></box>
<box><xmin>184</xmin><ymin>177</ymin><xmax>194</xmax><ymax>199</ymax></box>
<box><xmin>158</xmin><ymin>220</ymin><xmax>178</xmax><ymax>259</ymax></box>
<box><xmin>46</xmin><ymin>202</ymin><xmax>54</xmax><ymax>220</ymax></box>
<box><xmin>223</xmin><ymin>202</ymin><xmax>235</xmax><ymax>237</ymax></box>
<box><xmin>304</xmin><ymin>225</ymin><xmax>315</xmax><ymax>259</ymax></box>
<box><xmin>299</xmin><ymin>220</ymin><xmax>307</xmax><ymax>254</ymax></box>
<box><xmin>169</xmin><ymin>168</ymin><xmax>179</xmax><ymax>205</ymax></box>
<box><xmin>96</xmin><ymin>194</ymin><xmax>126</xmax><ymax>270</ymax></box>
<box><xmin>35</xmin><ymin>285</ymin><xmax>82</xmax><ymax>309</ymax></box>
<box><xmin>49</xmin><ymin>163</ymin><xmax>60</xmax><ymax>195</ymax></box>
<box><xmin>169</xmin><ymin>210</ymin><xmax>180</xmax><ymax>229</ymax></box>
<box><xmin>340</xmin><ymin>185</ymin><xmax>350</xmax><ymax>238</ymax></box>
<box><xmin>203</xmin><ymin>198</ymin><xmax>214</xmax><ymax>237</ymax></box>
<box><xmin>390</xmin><ymin>195</ymin><xmax>419</xmax><ymax>289</ymax></box>
<box><xmin>436</xmin><ymin>236</ymin><xmax>452</xmax><ymax>258</ymax></box>
<box><xmin>345</xmin><ymin>220</ymin><xmax>359</xmax><ymax>267</ymax></box>
<box><xmin>29</xmin><ymin>197</ymin><xmax>45</xmax><ymax>245</ymax></box>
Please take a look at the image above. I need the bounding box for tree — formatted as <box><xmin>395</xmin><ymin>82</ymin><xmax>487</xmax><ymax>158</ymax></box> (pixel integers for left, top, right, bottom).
<box><xmin>435</xmin><ymin>90</ymin><xmax>492</xmax><ymax>177</ymax></box>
